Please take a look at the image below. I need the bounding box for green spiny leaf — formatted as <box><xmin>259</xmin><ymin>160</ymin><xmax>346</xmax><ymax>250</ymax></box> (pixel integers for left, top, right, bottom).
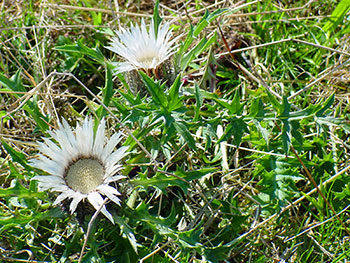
<box><xmin>249</xmin><ymin>98</ymin><xmax>265</xmax><ymax>118</ymax></box>
<box><xmin>153</xmin><ymin>0</ymin><xmax>162</xmax><ymax>38</ymax></box>
<box><xmin>0</xmin><ymin>179</ymin><xmax>44</xmax><ymax>198</ymax></box>
<box><xmin>97</xmin><ymin>64</ymin><xmax>115</xmax><ymax>118</ymax></box>
<box><xmin>266</xmin><ymin>89</ymin><xmax>283</xmax><ymax>114</ymax></box>
<box><xmin>316</xmin><ymin>94</ymin><xmax>334</xmax><ymax>117</ymax></box>
<box><xmin>167</xmin><ymin>75</ymin><xmax>184</xmax><ymax>111</ymax></box>
<box><xmin>280</xmin><ymin>97</ymin><xmax>291</xmax><ymax>154</ymax></box>
<box><xmin>1</xmin><ymin>140</ymin><xmax>30</xmax><ymax>170</ymax></box>
<box><xmin>199</xmin><ymin>47</ymin><xmax>217</xmax><ymax>92</ymax></box>
<box><xmin>115</xmin><ymin>216</ymin><xmax>139</xmax><ymax>254</ymax></box>
<box><xmin>173</xmin><ymin>121</ymin><xmax>196</xmax><ymax>149</ymax></box>
<box><xmin>194</xmin><ymin>83</ymin><xmax>203</xmax><ymax>121</ymax></box>
<box><xmin>55</xmin><ymin>40</ymin><xmax>105</xmax><ymax>65</ymax></box>
<box><xmin>181</xmin><ymin>33</ymin><xmax>217</xmax><ymax>70</ymax></box>
<box><xmin>218</xmin><ymin>117</ymin><xmax>248</xmax><ymax>146</ymax></box>
<box><xmin>131</xmin><ymin>167</ymin><xmax>216</xmax><ymax>193</ymax></box>
<box><xmin>139</xmin><ymin>71</ymin><xmax>167</xmax><ymax>108</ymax></box>
<box><xmin>0</xmin><ymin>70</ymin><xmax>26</xmax><ymax>94</ymax></box>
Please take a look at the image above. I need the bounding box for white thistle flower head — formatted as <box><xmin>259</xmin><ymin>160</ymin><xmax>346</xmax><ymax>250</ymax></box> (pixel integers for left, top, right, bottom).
<box><xmin>31</xmin><ymin>118</ymin><xmax>129</xmax><ymax>224</ymax></box>
<box><xmin>106</xmin><ymin>18</ymin><xmax>178</xmax><ymax>75</ymax></box>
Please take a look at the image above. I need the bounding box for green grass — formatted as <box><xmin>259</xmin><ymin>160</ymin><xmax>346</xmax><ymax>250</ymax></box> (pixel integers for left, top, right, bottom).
<box><xmin>1</xmin><ymin>0</ymin><xmax>350</xmax><ymax>262</ymax></box>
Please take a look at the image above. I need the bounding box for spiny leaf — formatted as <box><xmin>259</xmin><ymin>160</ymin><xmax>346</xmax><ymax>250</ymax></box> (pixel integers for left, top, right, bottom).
<box><xmin>115</xmin><ymin>216</ymin><xmax>140</xmax><ymax>254</ymax></box>
<box><xmin>217</xmin><ymin>117</ymin><xmax>248</xmax><ymax>146</ymax></box>
<box><xmin>131</xmin><ymin>167</ymin><xmax>216</xmax><ymax>193</ymax></box>
<box><xmin>173</xmin><ymin>121</ymin><xmax>196</xmax><ymax>149</ymax></box>
<box><xmin>0</xmin><ymin>208</ymin><xmax>62</xmax><ymax>234</ymax></box>
<box><xmin>266</xmin><ymin>89</ymin><xmax>283</xmax><ymax>114</ymax></box>
<box><xmin>249</xmin><ymin>98</ymin><xmax>265</xmax><ymax>118</ymax></box>
<box><xmin>181</xmin><ymin>33</ymin><xmax>217</xmax><ymax>70</ymax></box>
<box><xmin>200</xmin><ymin>47</ymin><xmax>217</xmax><ymax>92</ymax></box>
<box><xmin>167</xmin><ymin>75</ymin><xmax>184</xmax><ymax>112</ymax></box>
<box><xmin>0</xmin><ymin>179</ymin><xmax>45</xmax><ymax>199</ymax></box>
<box><xmin>0</xmin><ymin>71</ymin><xmax>49</xmax><ymax>131</ymax></box>
<box><xmin>134</xmin><ymin>202</ymin><xmax>177</xmax><ymax>228</ymax></box>
<box><xmin>280</xmin><ymin>96</ymin><xmax>291</xmax><ymax>154</ymax></box>
<box><xmin>97</xmin><ymin>64</ymin><xmax>115</xmax><ymax>118</ymax></box>
<box><xmin>132</xmin><ymin>202</ymin><xmax>203</xmax><ymax>249</ymax></box>
<box><xmin>0</xmin><ymin>70</ymin><xmax>26</xmax><ymax>94</ymax></box>
<box><xmin>178</xmin><ymin>227</ymin><xmax>202</xmax><ymax>249</ymax></box>
<box><xmin>139</xmin><ymin>71</ymin><xmax>167</xmax><ymax>108</ymax></box>
<box><xmin>194</xmin><ymin>83</ymin><xmax>204</xmax><ymax>121</ymax></box>
<box><xmin>315</xmin><ymin>94</ymin><xmax>334</xmax><ymax>117</ymax></box>
<box><xmin>54</xmin><ymin>40</ymin><xmax>105</xmax><ymax>64</ymax></box>
<box><xmin>255</xmin><ymin>156</ymin><xmax>304</xmax><ymax>211</ymax></box>
<box><xmin>252</xmin><ymin>119</ymin><xmax>270</xmax><ymax>145</ymax></box>
<box><xmin>1</xmin><ymin>140</ymin><xmax>30</xmax><ymax>170</ymax></box>
<box><xmin>231</xmin><ymin>89</ymin><xmax>244</xmax><ymax>115</ymax></box>
<box><xmin>193</xmin><ymin>9</ymin><xmax>228</xmax><ymax>37</ymax></box>
<box><xmin>291</xmin><ymin>120</ymin><xmax>303</xmax><ymax>146</ymax></box>
<box><xmin>153</xmin><ymin>0</ymin><xmax>162</xmax><ymax>38</ymax></box>
<box><xmin>316</xmin><ymin>116</ymin><xmax>350</xmax><ymax>134</ymax></box>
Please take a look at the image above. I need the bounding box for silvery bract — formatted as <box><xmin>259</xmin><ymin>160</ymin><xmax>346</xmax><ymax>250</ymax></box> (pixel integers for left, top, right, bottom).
<box><xmin>31</xmin><ymin>118</ymin><xmax>129</xmax><ymax>223</ymax></box>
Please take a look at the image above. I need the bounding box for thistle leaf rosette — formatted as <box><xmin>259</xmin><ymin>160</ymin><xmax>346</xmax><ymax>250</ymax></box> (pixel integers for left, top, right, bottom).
<box><xmin>31</xmin><ymin>118</ymin><xmax>129</xmax><ymax>223</ymax></box>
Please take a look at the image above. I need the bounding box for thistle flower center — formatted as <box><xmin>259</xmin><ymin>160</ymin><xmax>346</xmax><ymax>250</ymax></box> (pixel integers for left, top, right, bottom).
<box><xmin>137</xmin><ymin>53</ymin><xmax>158</xmax><ymax>66</ymax></box>
<box><xmin>65</xmin><ymin>158</ymin><xmax>104</xmax><ymax>194</ymax></box>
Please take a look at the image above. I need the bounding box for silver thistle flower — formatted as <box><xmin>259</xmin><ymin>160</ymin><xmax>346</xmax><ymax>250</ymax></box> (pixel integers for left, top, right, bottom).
<box><xmin>31</xmin><ymin>118</ymin><xmax>129</xmax><ymax>223</ymax></box>
<box><xmin>106</xmin><ymin>19</ymin><xmax>178</xmax><ymax>75</ymax></box>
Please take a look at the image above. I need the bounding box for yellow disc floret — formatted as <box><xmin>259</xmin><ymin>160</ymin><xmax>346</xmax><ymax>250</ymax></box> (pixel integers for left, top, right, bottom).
<box><xmin>65</xmin><ymin>158</ymin><xmax>104</xmax><ymax>194</ymax></box>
